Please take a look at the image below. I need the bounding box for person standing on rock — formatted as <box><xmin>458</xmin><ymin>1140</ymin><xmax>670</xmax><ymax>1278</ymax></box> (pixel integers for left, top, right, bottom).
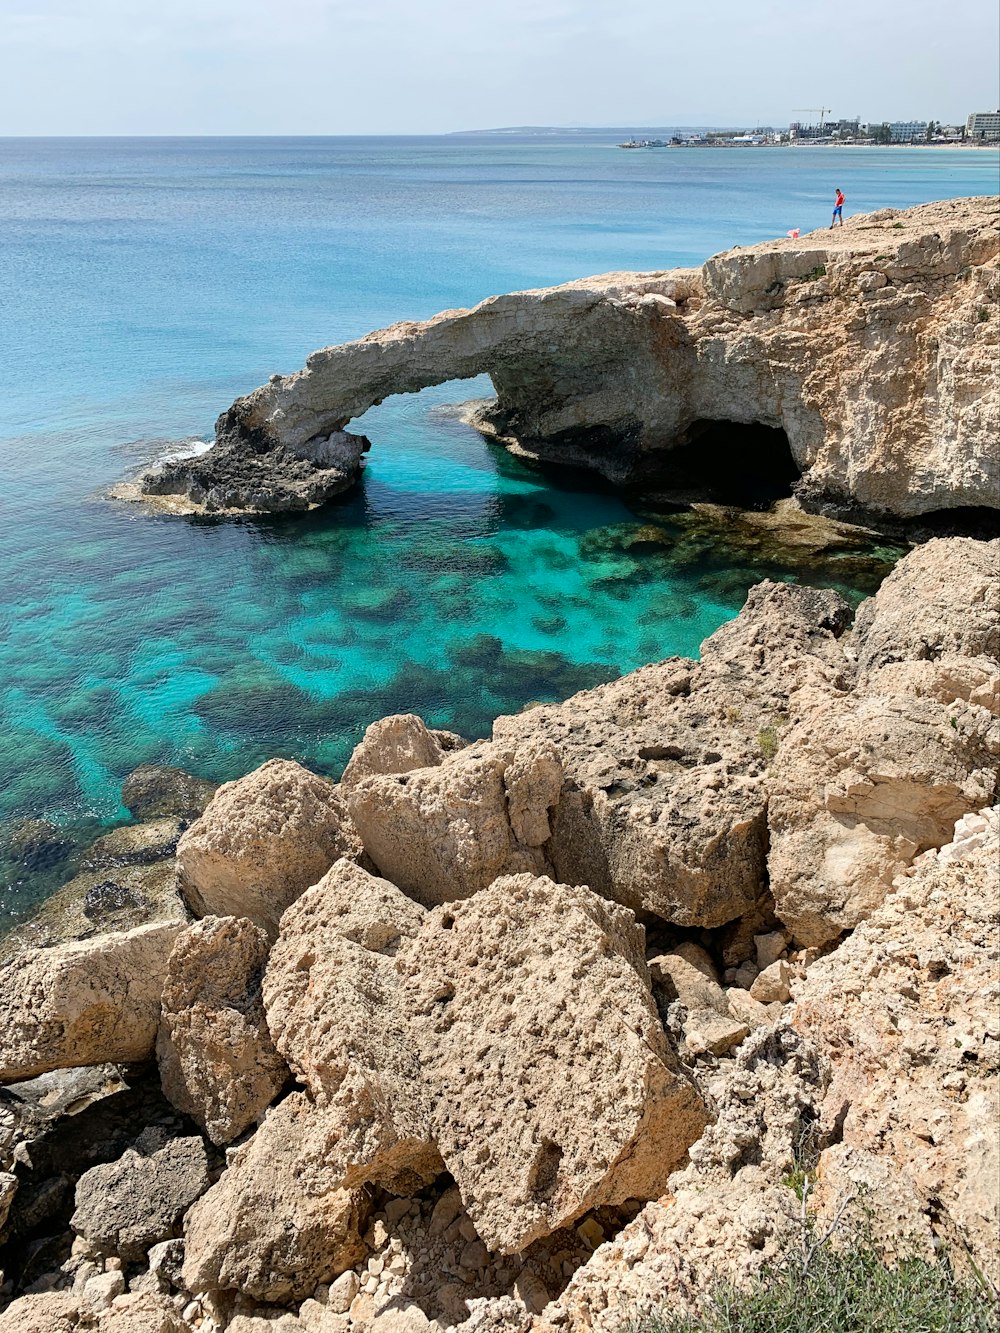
<box><xmin>830</xmin><ymin>187</ymin><xmax>845</xmax><ymax>228</ymax></box>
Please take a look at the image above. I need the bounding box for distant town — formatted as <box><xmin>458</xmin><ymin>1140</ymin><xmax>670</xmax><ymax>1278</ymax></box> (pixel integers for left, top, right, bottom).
<box><xmin>618</xmin><ymin>109</ymin><xmax>1000</xmax><ymax>148</ymax></box>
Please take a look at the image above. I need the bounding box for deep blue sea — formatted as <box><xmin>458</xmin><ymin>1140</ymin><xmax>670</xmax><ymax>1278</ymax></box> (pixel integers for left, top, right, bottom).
<box><xmin>2</xmin><ymin>135</ymin><xmax>997</xmax><ymax>924</ymax></box>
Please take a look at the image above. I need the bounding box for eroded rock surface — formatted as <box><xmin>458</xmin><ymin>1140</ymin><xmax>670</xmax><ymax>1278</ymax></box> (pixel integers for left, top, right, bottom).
<box><xmin>154</xmin><ymin>198</ymin><xmax>1000</xmax><ymax>519</ymax></box>
<box><xmin>176</xmin><ymin>759</ymin><xmax>363</xmax><ymax>938</ymax></box>
<box><xmin>0</xmin><ymin>922</ymin><xmax>182</xmax><ymax>1083</ymax></box>
<box><xmin>397</xmin><ymin>874</ymin><xmax>708</xmax><ymax>1253</ymax></box>
<box><xmin>156</xmin><ymin>916</ymin><xmax>288</xmax><ymax>1144</ymax></box>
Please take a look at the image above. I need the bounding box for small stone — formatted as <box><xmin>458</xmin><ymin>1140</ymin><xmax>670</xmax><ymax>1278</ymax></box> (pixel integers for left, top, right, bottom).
<box><xmin>104</xmin><ymin>1256</ymin><xmax>124</xmax><ymax>1272</ymax></box>
<box><xmin>363</xmin><ymin>1274</ymin><xmax>379</xmax><ymax>1294</ymax></box>
<box><xmin>428</xmin><ymin>1187</ymin><xmax>463</xmax><ymax>1236</ymax></box>
<box><xmin>750</xmin><ymin>959</ymin><xmax>792</xmax><ymax>1003</ymax></box>
<box><xmin>327</xmin><ymin>1270</ymin><xmax>360</xmax><ymax>1314</ymax></box>
<box><xmin>754</xmin><ymin>930</ymin><xmax>788</xmax><ymax>971</ymax></box>
<box><xmin>575</xmin><ymin>1217</ymin><xmax>605</xmax><ymax>1251</ymax></box>
<box><xmin>726</xmin><ymin>988</ymin><xmax>774</xmax><ymax>1029</ymax></box>
<box><xmin>684</xmin><ymin>1009</ymin><xmax>750</xmax><ymax>1056</ymax></box>
<box><xmin>514</xmin><ymin>1270</ymin><xmax>550</xmax><ymax>1315</ymax></box>
<box><xmin>371</xmin><ymin>1220</ymin><xmax>389</xmax><ymax>1249</ymax></box>
<box><xmin>734</xmin><ymin>961</ymin><xmax>759</xmax><ymax>990</ymax></box>
<box><xmin>368</xmin><ymin>1256</ymin><xmax>385</xmax><ymax>1276</ymax></box>
<box><xmin>384</xmin><ymin>1198</ymin><xmax>410</xmax><ymax>1227</ymax></box>
<box><xmin>183</xmin><ymin>1300</ymin><xmax>201</xmax><ymax>1321</ymax></box>
<box><xmin>82</xmin><ymin>1270</ymin><xmax>126</xmax><ymax>1312</ymax></box>
<box><xmin>457</xmin><ymin>1214</ymin><xmax>479</xmax><ymax>1242</ymax></box>
<box><xmin>459</xmin><ymin>1240</ymin><xmax>488</xmax><ymax>1271</ymax></box>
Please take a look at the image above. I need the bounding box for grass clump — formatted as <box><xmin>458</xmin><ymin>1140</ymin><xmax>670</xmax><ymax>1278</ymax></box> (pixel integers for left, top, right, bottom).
<box><xmin>757</xmin><ymin>726</ymin><xmax>779</xmax><ymax>762</ymax></box>
<box><xmin>626</xmin><ymin>1243</ymin><xmax>996</xmax><ymax>1333</ymax></box>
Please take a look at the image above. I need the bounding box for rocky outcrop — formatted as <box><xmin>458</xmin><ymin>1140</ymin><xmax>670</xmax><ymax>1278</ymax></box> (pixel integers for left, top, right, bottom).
<box><xmin>343</xmin><ymin>740</ymin><xmax>563</xmax><ymax>907</ymax></box>
<box><xmin>341</xmin><ymin>715</ymin><xmax>466</xmax><ymax>788</ymax></box>
<box><xmin>142</xmin><ymin>198</ymin><xmax>1000</xmax><ymax>519</ymax></box>
<box><xmin>156</xmin><ymin>917</ymin><xmax>288</xmax><ymax>1145</ymax></box>
<box><xmin>176</xmin><ymin>759</ymin><xmax>363</xmax><ymax>938</ymax></box>
<box><xmin>126</xmin><ymin>428</ymin><xmax>371</xmax><ymax>516</ymax></box>
<box><xmin>120</xmin><ymin>764</ymin><xmax>218</xmax><ymax>823</ymax></box>
<box><xmin>0</xmin><ymin>922</ymin><xmax>182</xmax><ymax>1083</ymax></box>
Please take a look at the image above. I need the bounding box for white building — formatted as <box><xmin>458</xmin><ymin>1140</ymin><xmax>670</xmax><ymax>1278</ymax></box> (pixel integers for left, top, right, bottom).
<box><xmin>888</xmin><ymin>121</ymin><xmax>928</xmax><ymax>142</ymax></box>
<box><xmin>966</xmin><ymin>110</ymin><xmax>1000</xmax><ymax>140</ymax></box>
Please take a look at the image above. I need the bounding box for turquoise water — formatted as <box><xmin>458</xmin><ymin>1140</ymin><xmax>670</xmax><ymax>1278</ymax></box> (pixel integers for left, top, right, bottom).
<box><xmin>1</xmin><ymin>137</ymin><xmax>997</xmax><ymax>921</ymax></box>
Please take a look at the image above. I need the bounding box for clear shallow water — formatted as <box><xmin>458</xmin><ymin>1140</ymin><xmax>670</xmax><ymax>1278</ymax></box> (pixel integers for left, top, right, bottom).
<box><xmin>1</xmin><ymin>136</ymin><xmax>997</xmax><ymax>923</ymax></box>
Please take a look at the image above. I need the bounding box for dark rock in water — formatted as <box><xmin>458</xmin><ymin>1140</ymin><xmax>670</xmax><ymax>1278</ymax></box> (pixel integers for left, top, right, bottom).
<box><xmin>81</xmin><ymin>818</ymin><xmax>183</xmax><ymax>871</ymax></box>
<box><xmin>82</xmin><ymin>880</ymin><xmax>145</xmax><ymax>921</ymax></box>
<box><xmin>70</xmin><ymin>1130</ymin><xmax>210</xmax><ymax>1262</ymax></box>
<box><xmin>121</xmin><ymin>765</ymin><xmax>218</xmax><ymax>823</ymax></box>
<box><xmin>133</xmin><ymin>428</ymin><xmax>371</xmax><ymax>516</ymax></box>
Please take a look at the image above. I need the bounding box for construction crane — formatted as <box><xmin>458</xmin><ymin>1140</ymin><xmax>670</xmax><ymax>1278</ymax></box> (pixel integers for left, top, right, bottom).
<box><xmin>792</xmin><ymin>107</ymin><xmax>832</xmax><ymax>130</ymax></box>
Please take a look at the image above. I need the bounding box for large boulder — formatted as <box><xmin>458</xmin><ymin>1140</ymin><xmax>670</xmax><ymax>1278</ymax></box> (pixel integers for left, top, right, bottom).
<box><xmin>121</xmin><ymin>764</ymin><xmax>218</xmax><ymax>823</ymax></box>
<box><xmin>176</xmin><ymin>758</ymin><xmax>363</xmax><ymax>937</ymax></box>
<box><xmin>70</xmin><ymin>1130</ymin><xmax>209</xmax><ymax>1261</ymax></box>
<box><xmin>768</xmin><ymin>691</ymin><xmax>998</xmax><ymax>945</ymax></box>
<box><xmin>0</xmin><ymin>922</ymin><xmax>182</xmax><ymax>1083</ymax></box>
<box><xmin>264</xmin><ymin>867</ymin><xmax>441</xmax><ymax>1196</ymax></box>
<box><xmin>852</xmin><ymin>537</ymin><xmax>1000</xmax><ymax>680</ymax></box>
<box><xmin>182</xmin><ymin>1092</ymin><xmax>369</xmax><ymax>1303</ymax></box>
<box><xmin>491</xmin><ymin>582</ymin><xmax>852</xmax><ymax>927</ymax></box>
<box><xmin>793</xmin><ymin>807</ymin><xmax>1000</xmax><ymax>1287</ymax></box>
<box><xmin>395</xmin><ymin>874</ymin><xmax>709</xmax><ymax>1253</ymax></box>
<box><xmin>344</xmin><ymin>740</ymin><xmax>563</xmax><ymax>907</ymax></box>
<box><xmin>156</xmin><ymin>916</ymin><xmax>288</xmax><ymax>1144</ymax></box>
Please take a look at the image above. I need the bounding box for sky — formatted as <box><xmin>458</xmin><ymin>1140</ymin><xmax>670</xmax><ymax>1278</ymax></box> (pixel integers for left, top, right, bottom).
<box><xmin>1</xmin><ymin>0</ymin><xmax>998</xmax><ymax>136</ymax></box>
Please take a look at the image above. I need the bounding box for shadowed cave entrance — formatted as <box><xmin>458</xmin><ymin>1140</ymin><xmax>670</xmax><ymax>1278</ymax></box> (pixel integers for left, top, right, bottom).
<box><xmin>648</xmin><ymin>420</ymin><xmax>800</xmax><ymax>510</ymax></box>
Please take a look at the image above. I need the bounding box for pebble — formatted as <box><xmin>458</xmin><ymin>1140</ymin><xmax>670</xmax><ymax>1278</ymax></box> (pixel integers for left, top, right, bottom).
<box><xmin>327</xmin><ymin>1270</ymin><xmax>360</xmax><ymax>1313</ymax></box>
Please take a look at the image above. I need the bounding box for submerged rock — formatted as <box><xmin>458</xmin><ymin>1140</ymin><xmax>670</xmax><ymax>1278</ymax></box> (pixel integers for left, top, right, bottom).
<box><xmin>120</xmin><ymin>763</ymin><xmax>219</xmax><ymax>823</ymax></box>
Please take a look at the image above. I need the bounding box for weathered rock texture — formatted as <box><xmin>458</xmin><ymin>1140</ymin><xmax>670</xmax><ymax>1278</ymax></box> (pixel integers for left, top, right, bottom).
<box><xmin>396</xmin><ymin>874</ymin><xmax>709</xmax><ymax>1252</ymax></box>
<box><xmin>182</xmin><ymin>1092</ymin><xmax>370</xmax><ymax>1303</ymax></box>
<box><xmin>488</xmin><ymin>582</ymin><xmax>851</xmax><ymax>927</ymax></box>
<box><xmin>150</xmin><ymin>197</ymin><xmax>1000</xmax><ymax>518</ymax></box>
<box><xmin>156</xmin><ymin>916</ymin><xmax>288</xmax><ymax>1144</ymax></box>
<box><xmin>767</xmin><ymin>537</ymin><xmax>1000</xmax><ymax>944</ymax></box>
<box><xmin>176</xmin><ymin>758</ymin><xmax>363</xmax><ymax>938</ymax></box>
<box><xmin>70</xmin><ymin>1130</ymin><xmax>209</xmax><ymax>1261</ymax></box>
<box><xmin>0</xmin><ymin>922</ymin><xmax>182</xmax><ymax>1083</ymax></box>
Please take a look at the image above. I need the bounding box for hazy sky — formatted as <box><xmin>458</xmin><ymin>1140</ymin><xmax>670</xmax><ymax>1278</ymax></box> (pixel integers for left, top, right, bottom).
<box><xmin>1</xmin><ymin>0</ymin><xmax>998</xmax><ymax>135</ymax></box>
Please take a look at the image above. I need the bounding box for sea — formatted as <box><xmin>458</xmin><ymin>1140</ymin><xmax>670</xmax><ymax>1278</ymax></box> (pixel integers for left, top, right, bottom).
<box><xmin>1</xmin><ymin>135</ymin><xmax>997</xmax><ymax>925</ymax></box>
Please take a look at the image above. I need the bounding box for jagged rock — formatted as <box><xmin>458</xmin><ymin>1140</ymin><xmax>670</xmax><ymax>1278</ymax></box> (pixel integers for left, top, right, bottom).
<box><xmin>264</xmin><ymin>870</ymin><xmax>441</xmax><ymax>1196</ymax></box>
<box><xmin>493</xmin><ymin>581</ymin><xmax>851</xmax><ymax>927</ymax></box>
<box><xmin>120</xmin><ymin>764</ymin><xmax>218</xmax><ymax>823</ymax></box>
<box><xmin>182</xmin><ymin>1093</ymin><xmax>369</xmax><ymax>1303</ymax></box>
<box><xmin>285</xmin><ymin>859</ymin><xmax>427</xmax><ymax>956</ymax></box>
<box><xmin>131</xmin><ymin>428</ymin><xmax>371</xmax><ymax>516</ymax></box>
<box><xmin>396</xmin><ymin>874</ymin><xmax>708</xmax><ymax>1253</ymax></box>
<box><xmin>794</xmin><ymin>807</ymin><xmax>1000</xmax><ymax>1286</ymax></box>
<box><xmin>341</xmin><ymin>714</ymin><xmax>451</xmax><ymax>786</ymax></box>
<box><xmin>156</xmin><ymin>916</ymin><xmax>288</xmax><ymax>1145</ymax></box>
<box><xmin>0</xmin><ymin>922</ymin><xmax>182</xmax><ymax>1083</ymax></box>
<box><xmin>0</xmin><ymin>1291</ymin><xmax>82</xmax><ymax>1332</ymax></box>
<box><xmin>852</xmin><ymin>537</ymin><xmax>1000</xmax><ymax>679</ymax></box>
<box><xmin>749</xmin><ymin>960</ymin><xmax>792</xmax><ymax>1004</ymax></box>
<box><xmin>168</xmin><ymin>199</ymin><xmax>1000</xmax><ymax>519</ymax></box>
<box><xmin>344</xmin><ymin>740</ymin><xmax>563</xmax><ymax>907</ymax></box>
<box><xmin>94</xmin><ymin>1292</ymin><xmax>185</xmax><ymax>1331</ymax></box>
<box><xmin>0</xmin><ymin>1169</ymin><xmax>16</xmax><ymax>1231</ymax></box>
<box><xmin>176</xmin><ymin>758</ymin><xmax>363</xmax><ymax>938</ymax></box>
<box><xmin>725</xmin><ymin>988</ymin><xmax>775</xmax><ymax>1030</ymax></box>
<box><xmin>70</xmin><ymin>1130</ymin><xmax>209</xmax><ymax>1261</ymax></box>
<box><xmin>767</xmin><ymin>690</ymin><xmax>998</xmax><ymax>946</ymax></box>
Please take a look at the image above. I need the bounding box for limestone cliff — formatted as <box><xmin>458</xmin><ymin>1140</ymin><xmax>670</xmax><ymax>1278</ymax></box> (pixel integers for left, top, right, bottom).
<box><xmin>136</xmin><ymin>196</ymin><xmax>999</xmax><ymax>519</ymax></box>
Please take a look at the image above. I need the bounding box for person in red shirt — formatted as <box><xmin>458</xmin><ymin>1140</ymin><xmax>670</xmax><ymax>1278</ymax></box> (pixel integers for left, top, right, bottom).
<box><xmin>831</xmin><ymin>188</ymin><xmax>845</xmax><ymax>228</ymax></box>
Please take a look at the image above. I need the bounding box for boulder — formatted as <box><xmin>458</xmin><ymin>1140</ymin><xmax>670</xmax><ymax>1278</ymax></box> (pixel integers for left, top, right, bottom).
<box><xmin>182</xmin><ymin>1093</ymin><xmax>369</xmax><ymax>1303</ymax></box>
<box><xmin>0</xmin><ymin>1292</ymin><xmax>82</xmax><ymax>1333</ymax></box>
<box><xmin>70</xmin><ymin>1130</ymin><xmax>209</xmax><ymax>1261</ymax></box>
<box><xmin>492</xmin><ymin>582</ymin><xmax>851</xmax><ymax>927</ymax></box>
<box><xmin>396</xmin><ymin>874</ymin><xmax>709</xmax><ymax>1253</ymax></box>
<box><xmin>156</xmin><ymin>916</ymin><xmax>288</xmax><ymax>1144</ymax></box>
<box><xmin>792</xmin><ymin>807</ymin><xmax>1000</xmax><ymax>1286</ymax></box>
<box><xmin>0</xmin><ymin>922</ymin><xmax>182</xmax><ymax>1083</ymax></box>
<box><xmin>767</xmin><ymin>690</ymin><xmax>999</xmax><ymax>945</ymax></box>
<box><xmin>648</xmin><ymin>943</ymin><xmax>728</xmax><ymax>1016</ymax></box>
<box><xmin>341</xmin><ymin>714</ymin><xmax>450</xmax><ymax>786</ymax></box>
<box><xmin>344</xmin><ymin>740</ymin><xmax>562</xmax><ymax>907</ymax></box>
<box><xmin>176</xmin><ymin>759</ymin><xmax>363</xmax><ymax>938</ymax></box>
<box><xmin>852</xmin><ymin>537</ymin><xmax>1000</xmax><ymax>680</ymax></box>
<box><xmin>264</xmin><ymin>866</ymin><xmax>440</xmax><ymax>1194</ymax></box>
<box><xmin>80</xmin><ymin>819</ymin><xmax>183</xmax><ymax>871</ymax></box>
<box><xmin>120</xmin><ymin>763</ymin><xmax>218</xmax><ymax>823</ymax></box>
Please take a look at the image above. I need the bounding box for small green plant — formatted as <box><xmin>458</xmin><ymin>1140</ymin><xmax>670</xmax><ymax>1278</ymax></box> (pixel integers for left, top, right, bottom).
<box><xmin>977</xmin><ymin>307</ymin><xmax>990</xmax><ymax>322</ymax></box>
<box><xmin>950</xmin><ymin>715</ymin><xmax>959</xmax><ymax>729</ymax></box>
<box><xmin>802</xmin><ymin>264</ymin><xmax>827</xmax><ymax>281</ymax></box>
<box><xmin>623</xmin><ymin>1245</ymin><xmax>996</xmax><ymax>1333</ymax></box>
<box><xmin>892</xmin><ymin>221</ymin><xmax>904</xmax><ymax>229</ymax></box>
<box><xmin>757</xmin><ymin>726</ymin><xmax>779</xmax><ymax>762</ymax></box>
<box><xmin>725</xmin><ymin>706</ymin><xmax>742</xmax><ymax>724</ymax></box>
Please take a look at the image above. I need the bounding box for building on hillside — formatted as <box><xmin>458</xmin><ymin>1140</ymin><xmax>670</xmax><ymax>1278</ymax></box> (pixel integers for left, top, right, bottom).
<box><xmin>966</xmin><ymin>110</ymin><xmax>1000</xmax><ymax>140</ymax></box>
